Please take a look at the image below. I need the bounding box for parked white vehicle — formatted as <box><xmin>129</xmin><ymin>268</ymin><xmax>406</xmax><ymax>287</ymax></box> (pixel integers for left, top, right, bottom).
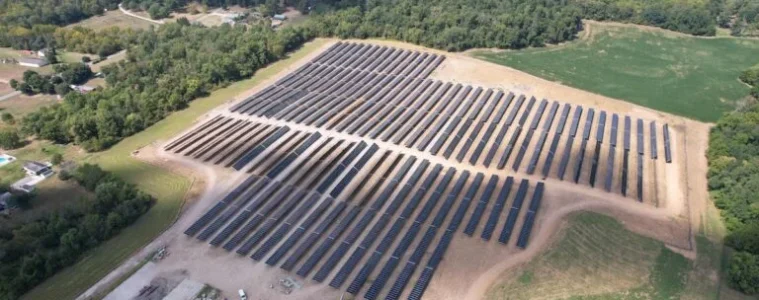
<box><xmin>238</xmin><ymin>289</ymin><xmax>247</xmax><ymax>300</ymax></box>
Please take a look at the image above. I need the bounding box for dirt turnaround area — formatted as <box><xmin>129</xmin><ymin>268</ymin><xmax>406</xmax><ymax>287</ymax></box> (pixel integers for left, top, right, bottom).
<box><xmin>96</xmin><ymin>39</ymin><xmax>710</xmax><ymax>300</ymax></box>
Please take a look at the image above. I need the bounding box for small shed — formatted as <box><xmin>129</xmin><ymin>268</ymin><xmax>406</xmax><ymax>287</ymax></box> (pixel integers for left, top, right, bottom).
<box><xmin>37</xmin><ymin>48</ymin><xmax>49</xmax><ymax>57</ymax></box>
<box><xmin>18</xmin><ymin>58</ymin><xmax>49</xmax><ymax>68</ymax></box>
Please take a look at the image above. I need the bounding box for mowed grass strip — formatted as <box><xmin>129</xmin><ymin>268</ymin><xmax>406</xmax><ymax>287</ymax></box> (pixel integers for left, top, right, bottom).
<box><xmin>21</xmin><ymin>39</ymin><xmax>328</xmax><ymax>300</ymax></box>
<box><xmin>473</xmin><ymin>23</ymin><xmax>759</xmax><ymax>122</ymax></box>
<box><xmin>486</xmin><ymin>212</ymin><xmax>697</xmax><ymax>300</ymax></box>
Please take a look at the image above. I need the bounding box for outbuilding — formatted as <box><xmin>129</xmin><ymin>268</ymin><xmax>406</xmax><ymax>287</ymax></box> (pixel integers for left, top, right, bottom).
<box><xmin>18</xmin><ymin>58</ymin><xmax>49</xmax><ymax>68</ymax></box>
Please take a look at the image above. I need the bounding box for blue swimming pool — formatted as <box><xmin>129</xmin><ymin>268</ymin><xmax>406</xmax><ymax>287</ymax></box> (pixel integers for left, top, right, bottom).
<box><xmin>0</xmin><ymin>157</ymin><xmax>6</xmax><ymax>163</ymax></box>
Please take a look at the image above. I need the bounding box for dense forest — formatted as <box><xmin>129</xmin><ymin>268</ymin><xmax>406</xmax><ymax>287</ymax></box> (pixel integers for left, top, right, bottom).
<box><xmin>0</xmin><ymin>164</ymin><xmax>153</xmax><ymax>299</ymax></box>
<box><xmin>307</xmin><ymin>0</ymin><xmax>584</xmax><ymax>51</ymax></box>
<box><xmin>21</xmin><ymin>21</ymin><xmax>311</xmax><ymax>151</ymax></box>
<box><xmin>0</xmin><ymin>0</ymin><xmax>120</xmax><ymax>49</ymax></box>
<box><xmin>708</xmin><ymin>76</ymin><xmax>759</xmax><ymax>294</ymax></box>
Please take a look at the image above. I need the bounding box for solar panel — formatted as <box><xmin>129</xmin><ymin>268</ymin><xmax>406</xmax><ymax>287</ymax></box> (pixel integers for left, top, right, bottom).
<box><xmin>482</xmin><ymin>177</ymin><xmax>514</xmax><ymax>240</ymax></box>
<box><xmin>498</xmin><ymin>179</ymin><xmax>529</xmax><ymax>244</ymax></box>
<box><xmin>650</xmin><ymin>121</ymin><xmax>658</xmax><ymax>159</ymax></box>
<box><xmin>184</xmin><ymin>176</ymin><xmax>259</xmax><ymax>236</ymax></box>
<box><xmin>663</xmin><ymin>124</ymin><xmax>672</xmax><ymax>163</ymax></box>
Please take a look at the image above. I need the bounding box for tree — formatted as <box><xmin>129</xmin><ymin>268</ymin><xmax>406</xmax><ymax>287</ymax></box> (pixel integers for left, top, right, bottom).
<box><xmin>45</xmin><ymin>47</ymin><xmax>58</xmax><ymax>64</ymax></box>
<box><xmin>1</xmin><ymin>112</ymin><xmax>14</xmax><ymax>125</ymax></box>
<box><xmin>51</xmin><ymin>153</ymin><xmax>63</xmax><ymax>165</ymax></box>
<box><xmin>81</xmin><ymin>56</ymin><xmax>91</xmax><ymax>63</ymax></box>
<box><xmin>9</xmin><ymin>79</ymin><xmax>18</xmax><ymax>89</ymax></box>
<box><xmin>0</xmin><ymin>128</ymin><xmax>22</xmax><ymax>149</ymax></box>
<box><xmin>729</xmin><ymin>252</ymin><xmax>759</xmax><ymax>294</ymax></box>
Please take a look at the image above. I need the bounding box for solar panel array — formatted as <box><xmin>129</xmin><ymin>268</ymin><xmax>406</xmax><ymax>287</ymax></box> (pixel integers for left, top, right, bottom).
<box><xmin>170</xmin><ymin>117</ymin><xmax>548</xmax><ymax>300</ymax></box>
<box><xmin>164</xmin><ymin>41</ymin><xmax>681</xmax><ymax>299</ymax></box>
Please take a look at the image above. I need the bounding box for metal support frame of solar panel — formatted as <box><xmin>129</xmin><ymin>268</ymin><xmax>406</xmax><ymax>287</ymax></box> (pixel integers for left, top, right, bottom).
<box><xmin>337</xmin><ymin>164</ymin><xmax>441</xmax><ymax>293</ymax></box>
<box><xmin>663</xmin><ymin>124</ymin><xmax>672</xmax><ymax>163</ymax></box>
<box><xmin>589</xmin><ymin>111</ymin><xmax>606</xmax><ymax>187</ymax></box>
<box><xmin>418</xmin><ymin>85</ymin><xmax>473</xmax><ymax>152</ymax></box>
<box><xmin>557</xmin><ymin>107</ymin><xmax>583</xmax><ymax>180</ymax></box>
<box><xmin>605</xmin><ymin>114</ymin><xmax>619</xmax><ymax>192</ymax></box>
<box><xmin>516</xmin><ymin>182</ymin><xmax>544</xmax><ymax>248</ymax></box>
<box><xmin>512</xmin><ymin>99</ymin><xmax>549</xmax><ymax>171</ymax></box>
<box><xmin>481</xmin><ymin>176</ymin><xmax>515</xmax><ymax>240</ymax></box>
<box><xmin>497</xmin><ymin>179</ymin><xmax>530</xmax><ymax>245</ymax></box>
<box><xmin>298</xmin><ymin>156</ymin><xmax>417</xmax><ymax>278</ymax></box>
<box><xmin>278</xmin><ymin>153</ymin><xmax>404</xmax><ymax>270</ymax></box>
<box><xmin>404</xmin><ymin>84</ymin><xmax>463</xmax><ymax>148</ymax></box>
<box><xmin>407</xmin><ymin>173</ymin><xmax>483</xmax><ymax>300</ymax></box>
<box><xmin>649</xmin><ymin>121</ymin><xmax>658</xmax><ymax>159</ymax></box>
<box><xmin>430</xmin><ymin>87</ymin><xmax>483</xmax><ymax>156</ymax></box>
<box><xmin>362</xmin><ymin>168</ymin><xmax>456</xmax><ymax>300</ymax></box>
<box><xmin>315</xmin><ymin>159</ymin><xmax>432</xmax><ymax>283</ymax></box>
<box><xmin>384</xmin><ymin>171</ymin><xmax>470</xmax><ymax>300</ymax></box>
<box><xmin>541</xmin><ymin>104</ymin><xmax>571</xmax><ymax>178</ymax></box>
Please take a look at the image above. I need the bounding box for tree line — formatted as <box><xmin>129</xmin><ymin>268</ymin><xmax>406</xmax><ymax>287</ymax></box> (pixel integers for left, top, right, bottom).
<box><xmin>708</xmin><ymin>82</ymin><xmax>759</xmax><ymax>294</ymax></box>
<box><xmin>0</xmin><ymin>164</ymin><xmax>153</xmax><ymax>299</ymax></box>
<box><xmin>21</xmin><ymin>21</ymin><xmax>312</xmax><ymax>151</ymax></box>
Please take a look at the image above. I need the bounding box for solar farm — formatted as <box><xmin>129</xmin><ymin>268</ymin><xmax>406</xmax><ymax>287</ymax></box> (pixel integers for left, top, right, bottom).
<box><xmin>156</xmin><ymin>41</ymin><xmax>687</xmax><ymax>300</ymax></box>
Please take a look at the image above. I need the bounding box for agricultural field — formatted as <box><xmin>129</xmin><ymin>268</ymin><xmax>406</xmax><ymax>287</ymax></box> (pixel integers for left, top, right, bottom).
<box><xmin>486</xmin><ymin>212</ymin><xmax>725</xmax><ymax>299</ymax></box>
<box><xmin>473</xmin><ymin>22</ymin><xmax>759</xmax><ymax>122</ymax></box>
<box><xmin>66</xmin><ymin>10</ymin><xmax>156</xmax><ymax>31</ymax></box>
<box><xmin>20</xmin><ymin>39</ymin><xmax>329</xmax><ymax>300</ymax></box>
<box><xmin>0</xmin><ymin>94</ymin><xmax>59</xmax><ymax>116</ymax></box>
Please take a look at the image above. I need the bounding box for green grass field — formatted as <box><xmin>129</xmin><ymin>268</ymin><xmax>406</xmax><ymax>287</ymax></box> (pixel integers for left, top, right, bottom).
<box><xmin>473</xmin><ymin>23</ymin><xmax>759</xmax><ymax>122</ymax></box>
<box><xmin>67</xmin><ymin>10</ymin><xmax>156</xmax><ymax>31</ymax></box>
<box><xmin>486</xmin><ymin>212</ymin><xmax>730</xmax><ymax>299</ymax></box>
<box><xmin>20</xmin><ymin>39</ymin><xmax>328</xmax><ymax>300</ymax></box>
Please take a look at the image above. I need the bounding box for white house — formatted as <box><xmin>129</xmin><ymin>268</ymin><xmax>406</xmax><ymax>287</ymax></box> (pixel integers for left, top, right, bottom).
<box><xmin>18</xmin><ymin>58</ymin><xmax>49</xmax><ymax>68</ymax></box>
<box><xmin>37</xmin><ymin>48</ymin><xmax>48</xmax><ymax>57</ymax></box>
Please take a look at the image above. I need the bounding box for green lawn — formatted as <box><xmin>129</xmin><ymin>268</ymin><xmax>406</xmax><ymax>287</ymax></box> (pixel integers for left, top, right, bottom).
<box><xmin>485</xmin><ymin>212</ymin><xmax>738</xmax><ymax>300</ymax></box>
<box><xmin>472</xmin><ymin>23</ymin><xmax>759</xmax><ymax>122</ymax></box>
<box><xmin>20</xmin><ymin>39</ymin><xmax>328</xmax><ymax>300</ymax></box>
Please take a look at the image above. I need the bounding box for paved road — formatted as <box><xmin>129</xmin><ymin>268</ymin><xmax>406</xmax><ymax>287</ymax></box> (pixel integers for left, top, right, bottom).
<box><xmin>0</xmin><ymin>91</ymin><xmax>21</xmax><ymax>102</ymax></box>
<box><xmin>118</xmin><ymin>3</ymin><xmax>164</xmax><ymax>24</ymax></box>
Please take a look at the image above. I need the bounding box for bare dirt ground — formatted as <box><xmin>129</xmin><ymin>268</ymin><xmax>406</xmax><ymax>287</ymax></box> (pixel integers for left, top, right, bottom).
<box><xmin>94</xmin><ymin>39</ymin><xmax>710</xmax><ymax>300</ymax></box>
